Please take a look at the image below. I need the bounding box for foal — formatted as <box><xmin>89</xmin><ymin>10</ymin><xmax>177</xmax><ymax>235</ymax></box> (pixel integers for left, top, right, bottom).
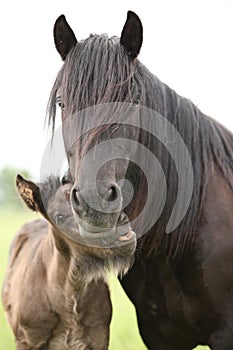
<box><xmin>2</xmin><ymin>175</ymin><xmax>135</xmax><ymax>349</ymax></box>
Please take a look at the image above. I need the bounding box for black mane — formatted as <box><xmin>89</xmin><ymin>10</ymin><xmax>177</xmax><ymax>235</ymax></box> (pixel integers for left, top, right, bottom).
<box><xmin>48</xmin><ymin>33</ymin><xmax>233</xmax><ymax>259</ymax></box>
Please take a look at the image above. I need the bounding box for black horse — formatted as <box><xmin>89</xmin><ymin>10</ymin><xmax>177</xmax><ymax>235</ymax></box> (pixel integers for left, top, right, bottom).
<box><xmin>47</xmin><ymin>11</ymin><xmax>233</xmax><ymax>350</ymax></box>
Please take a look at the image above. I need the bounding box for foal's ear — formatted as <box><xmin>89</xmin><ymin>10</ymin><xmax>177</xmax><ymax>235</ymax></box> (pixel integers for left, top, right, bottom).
<box><xmin>120</xmin><ymin>11</ymin><xmax>143</xmax><ymax>59</ymax></box>
<box><xmin>54</xmin><ymin>15</ymin><xmax>77</xmax><ymax>61</ymax></box>
<box><xmin>16</xmin><ymin>174</ymin><xmax>47</xmax><ymax>217</ymax></box>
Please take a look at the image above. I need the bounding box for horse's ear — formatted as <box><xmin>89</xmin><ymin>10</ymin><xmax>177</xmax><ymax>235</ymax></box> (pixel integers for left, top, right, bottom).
<box><xmin>16</xmin><ymin>174</ymin><xmax>47</xmax><ymax>218</ymax></box>
<box><xmin>120</xmin><ymin>11</ymin><xmax>143</xmax><ymax>59</ymax></box>
<box><xmin>54</xmin><ymin>15</ymin><xmax>77</xmax><ymax>61</ymax></box>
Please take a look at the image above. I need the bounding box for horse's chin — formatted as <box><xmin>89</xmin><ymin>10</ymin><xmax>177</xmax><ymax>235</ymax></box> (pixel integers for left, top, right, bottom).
<box><xmin>57</xmin><ymin>217</ymin><xmax>137</xmax><ymax>272</ymax></box>
<box><xmin>67</xmin><ymin>229</ymin><xmax>136</xmax><ymax>282</ymax></box>
<box><xmin>77</xmin><ymin>225</ymin><xmax>137</xmax><ymax>260</ymax></box>
<box><xmin>70</xmin><ymin>210</ymin><xmax>136</xmax><ymax>252</ymax></box>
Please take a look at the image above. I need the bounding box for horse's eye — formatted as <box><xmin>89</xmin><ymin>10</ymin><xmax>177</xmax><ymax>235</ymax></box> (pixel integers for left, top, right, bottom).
<box><xmin>56</xmin><ymin>97</ymin><xmax>65</xmax><ymax>110</ymax></box>
<box><xmin>55</xmin><ymin>214</ymin><xmax>65</xmax><ymax>225</ymax></box>
<box><xmin>134</xmin><ymin>98</ymin><xmax>140</xmax><ymax>106</ymax></box>
<box><xmin>59</xmin><ymin>102</ymin><xmax>65</xmax><ymax>110</ymax></box>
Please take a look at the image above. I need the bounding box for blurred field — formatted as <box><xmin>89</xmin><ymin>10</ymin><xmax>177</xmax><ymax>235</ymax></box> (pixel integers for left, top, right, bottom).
<box><xmin>0</xmin><ymin>208</ymin><xmax>209</xmax><ymax>350</ymax></box>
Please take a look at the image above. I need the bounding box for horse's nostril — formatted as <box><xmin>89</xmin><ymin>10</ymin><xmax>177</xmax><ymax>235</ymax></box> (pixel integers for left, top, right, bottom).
<box><xmin>71</xmin><ymin>188</ymin><xmax>82</xmax><ymax>214</ymax></box>
<box><xmin>105</xmin><ymin>185</ymin><xmax>118</xmax><ymax>202</ymax></box>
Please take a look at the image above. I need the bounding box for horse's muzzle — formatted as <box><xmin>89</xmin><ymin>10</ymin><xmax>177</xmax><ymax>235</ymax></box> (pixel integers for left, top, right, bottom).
<box><xmin>71</xmin><ymin>182</ymin><xmax>122</xmax><ymax>215</ymax></box>
<box><xmin>70</xmin><ymin>184</ymin><xmax>135</xmax><ymax>247</ymax></box>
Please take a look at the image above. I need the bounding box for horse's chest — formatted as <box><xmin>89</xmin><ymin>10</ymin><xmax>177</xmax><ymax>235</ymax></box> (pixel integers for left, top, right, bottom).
<box><xmin>137</xmin><ymin>259</ymin><xmax>199</xmax><ymax>325</ymax></box>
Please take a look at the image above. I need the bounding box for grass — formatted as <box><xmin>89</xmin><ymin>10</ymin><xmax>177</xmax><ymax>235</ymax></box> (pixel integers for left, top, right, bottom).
<box><xmin>0</xmin><ymin>208</ymin><xmax>209</xmax><ymax>350</ymax></box>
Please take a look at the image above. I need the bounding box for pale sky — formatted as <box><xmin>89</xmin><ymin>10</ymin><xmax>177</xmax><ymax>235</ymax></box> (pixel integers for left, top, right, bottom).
<box><xmin>0</xmin><ymin>0</ymin><xmax>232</xmax><ymax>178</ymax></box>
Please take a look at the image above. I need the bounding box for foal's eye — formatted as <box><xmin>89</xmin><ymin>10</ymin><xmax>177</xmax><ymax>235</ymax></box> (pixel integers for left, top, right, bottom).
<box><xmin>55</xmin><ymin>214</ymin><xmax>65</xmax><ymax>225</ymax></box>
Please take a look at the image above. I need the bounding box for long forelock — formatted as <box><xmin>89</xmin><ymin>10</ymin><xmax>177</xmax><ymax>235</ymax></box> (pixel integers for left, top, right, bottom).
<box><xmin>48</xmin><ymin>34</ymin><xmax>144</xmax><ymax>131</ymax></box>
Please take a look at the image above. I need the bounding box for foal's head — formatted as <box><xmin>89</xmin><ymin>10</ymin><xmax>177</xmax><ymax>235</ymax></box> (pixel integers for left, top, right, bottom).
<box><xmin>16</xmin><ymin>174</ymin><xmax>136</xmax><ymax>274</ymax></box>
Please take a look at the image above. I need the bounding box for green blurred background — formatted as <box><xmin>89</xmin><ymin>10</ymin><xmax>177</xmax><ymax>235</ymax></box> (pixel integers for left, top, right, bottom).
<box><xmin>0</xmin><ymin>166</ymin><xmax>209</xmax><ymax>350</ymax></box>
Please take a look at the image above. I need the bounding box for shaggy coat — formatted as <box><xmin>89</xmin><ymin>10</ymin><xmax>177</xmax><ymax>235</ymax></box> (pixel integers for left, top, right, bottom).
<box><xmin>2</xmin><ymin>175</ymin><xmax>117</xmax><ymax>350</ymax></box>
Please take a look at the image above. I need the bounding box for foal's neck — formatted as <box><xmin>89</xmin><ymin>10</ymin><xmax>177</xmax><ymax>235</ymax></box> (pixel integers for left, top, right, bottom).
<box><xmin>48</xmin><ymin>227</ymin><xmax>107</xmax><ymax>295</ymax></box>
